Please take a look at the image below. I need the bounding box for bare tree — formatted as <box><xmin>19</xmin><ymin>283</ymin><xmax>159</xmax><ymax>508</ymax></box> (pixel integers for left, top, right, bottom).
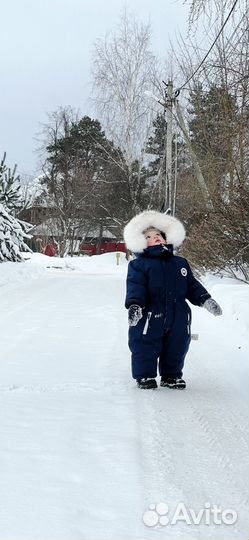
<box><xmin>185</xmin><ymin>0</ymin><xmax>243</xmax><ymax>26</ymax></box>
<box><xmin>172</xmin><ymin>0</ymin><xmax>249</xmax><ymax>279</ymax></box>
<box><xmin>19</xmin><ymin>174</ymin><xmax>45</xmax><ymax>212</ymax></box>
<box><xmin>91</xmin><ymin>10</ymin><xmax>161</xmax><ymax>216</ymax></box>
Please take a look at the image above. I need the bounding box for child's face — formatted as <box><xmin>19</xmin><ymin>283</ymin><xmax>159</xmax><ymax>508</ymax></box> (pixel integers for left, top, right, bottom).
<box><xmin>144</xmin><ymin>229</ymin><xmax>166</xmax><ymax>247</ymax></box>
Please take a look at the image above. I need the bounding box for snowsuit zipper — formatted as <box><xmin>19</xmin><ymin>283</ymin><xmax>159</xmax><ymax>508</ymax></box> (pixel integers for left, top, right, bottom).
<box><xmin>187</xmin><ymin>312</ymin><xmax>191</xmax><ymax>335</ymax></box>
<box><xmin>142</xmin><ymin>312</ymin><xmax>152</xmax><ymax>335</ymax></box>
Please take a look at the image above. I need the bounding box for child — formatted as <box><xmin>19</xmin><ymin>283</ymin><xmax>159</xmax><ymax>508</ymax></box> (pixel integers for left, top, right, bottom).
<box><xmin>123</xmin><ymin>210</ymin><xmax>222</xmax><ymax>389</ymax></box>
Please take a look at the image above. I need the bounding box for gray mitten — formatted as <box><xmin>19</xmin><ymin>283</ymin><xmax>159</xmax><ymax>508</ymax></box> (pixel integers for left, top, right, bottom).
<box><xmin>128</xmin><ymin>305</ymin><xmax>143</xmax><ymax>327</ymax></box>
<box><xmin>203</xmin><ymin>298</ymin><xmax>222</xmax><ymax>316</ymax></box>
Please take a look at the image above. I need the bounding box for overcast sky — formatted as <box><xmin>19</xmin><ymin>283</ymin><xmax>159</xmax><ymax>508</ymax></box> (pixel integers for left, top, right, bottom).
<box><xmin>0</xmin><ymin>0</ymin><xmax>190</xmax><ymax>177</ymax></box>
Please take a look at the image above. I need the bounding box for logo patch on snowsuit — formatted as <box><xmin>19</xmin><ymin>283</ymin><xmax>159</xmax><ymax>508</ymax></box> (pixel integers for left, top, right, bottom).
<box><xmin>181</xmin><ymin>268</ymin><xmax>187</xmax><ymax>277</ymax></box>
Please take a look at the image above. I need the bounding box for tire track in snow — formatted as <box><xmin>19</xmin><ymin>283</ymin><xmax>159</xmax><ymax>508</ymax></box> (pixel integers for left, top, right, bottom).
<box><xmin>0</xmin><ymin>381</ymin><xmax>132</xmax><ymax>394</ymax></box>
<box><xmin>188</xmin><ymin>356</ymin><xmax>249</xmax><ymax>439</ymax></box>
<box><xmin>184</xmin><ymin>392</ymin><xmax>249</xmax><ymax>538</ymax></box>
<box><xmin>134</xmin><ymin>383</ymin><xmax>248</xmax><ymax>539</ymax></box>
<box><xmin>186</xmin><ymin>354</ymin><xmax>249</xmax><ymax>506</ymax></box>
<box><xmin>178</xmin><ymin>349</ymin><xmax>249</xmax><ymax>511</ymax></box>
<box><xmin>134</xmin><ymin>388</ymin><xmax>196</xmax><ymax>539</ymax></box>
<box><xmin>191</xmin><ymin>403</ymin><xmax>248</xmax><ymax>503</ymax></box>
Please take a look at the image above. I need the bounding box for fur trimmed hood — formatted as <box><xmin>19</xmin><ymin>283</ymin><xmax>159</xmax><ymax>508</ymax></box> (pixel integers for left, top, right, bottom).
<box><xmin>123</xmin><ymin>210</ymin><xmax>186</xmax><ymax>253</ymax></box>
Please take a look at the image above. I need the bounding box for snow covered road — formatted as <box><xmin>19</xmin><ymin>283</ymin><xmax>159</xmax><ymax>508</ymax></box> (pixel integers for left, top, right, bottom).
<box><xmin>0</xmin><ymin>262</ymin><xmax>248</xmax><ymax>539</ymax></box>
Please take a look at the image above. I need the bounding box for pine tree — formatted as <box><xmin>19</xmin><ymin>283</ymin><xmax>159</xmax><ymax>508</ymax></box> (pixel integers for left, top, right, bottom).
<box><xmin>188</xmin><ymin>84</ymin><xmax>238</xmax><ymax>184</ymax></box>
<box><xmin>0</xmin><ymin>153</ymin><xmax>22</xmax><ymax>212</ymax></box>
<box><xmin>0</xmin><ymin>153</ymin><xmax>32</xmax><ymax>262</ymax></box>
<box><xmin>0</xmin><ymin>204</ymin><xmax>31</xmax><ymax>262</ymax></box>
<box><xmin>43</xmin><ymin>111</ymin><xmax>129</xmax><ymax>255</ymax></box>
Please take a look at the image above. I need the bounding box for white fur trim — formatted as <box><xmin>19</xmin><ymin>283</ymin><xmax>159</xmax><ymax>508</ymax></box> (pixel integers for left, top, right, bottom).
<box><xmin>123</xmin><ymin>210</ymin><xmax>186</xmax><ymax>252</ymax></box>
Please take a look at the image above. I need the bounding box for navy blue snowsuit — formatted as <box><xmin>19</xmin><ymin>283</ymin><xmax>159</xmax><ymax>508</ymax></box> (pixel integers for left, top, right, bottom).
<box><xmin>125</xmin><ymin>244</ymin><xmax>210</xmax><ymax>380</ymax></box>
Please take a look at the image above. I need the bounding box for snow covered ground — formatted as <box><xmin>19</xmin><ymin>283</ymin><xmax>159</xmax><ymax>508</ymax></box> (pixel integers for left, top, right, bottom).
<box><xmin>0</xmin><ymin>253</ymin><xmax>248</xmax><ymax>539</ymax></box>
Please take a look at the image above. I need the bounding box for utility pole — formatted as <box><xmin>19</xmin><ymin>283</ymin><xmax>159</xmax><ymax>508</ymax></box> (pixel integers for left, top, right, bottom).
<box><xmin>163</xmin><ymin>80</ymin><xmax>173</xmax><ymax>213</ymax></box>
<box><xmin>157</xmin><ymin>82</ymin><xmax>213</xmax><ymax>212</ymax></box>
<box><xmin>175</xmin><ymin>101</ymin><xmax>214</xmax><ymax>211</ymax></box>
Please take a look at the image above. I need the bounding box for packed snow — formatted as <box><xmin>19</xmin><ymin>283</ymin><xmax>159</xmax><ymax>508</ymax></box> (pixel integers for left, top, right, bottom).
<box><xmin>0</xmin><ymin>252</ymin><xmax>248</xmax><ymax>539</ymax></box>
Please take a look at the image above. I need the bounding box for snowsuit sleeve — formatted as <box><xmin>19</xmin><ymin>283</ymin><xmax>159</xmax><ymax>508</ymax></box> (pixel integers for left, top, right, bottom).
<box><xmin>185</xmin><ymin>260</ymin><xmax>211</xmax><ymax>306</ymax></box>
<box><xmin>125</xmin><ymin>259</ymin><xmax>147</xmax><ymax>309</ymax></box>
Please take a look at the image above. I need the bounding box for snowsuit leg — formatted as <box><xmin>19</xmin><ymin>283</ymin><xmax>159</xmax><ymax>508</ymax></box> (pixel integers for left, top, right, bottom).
<box><xmin>128</xmin><ymin>312</ymin><xmax>163</xmax><ymax>379</ymax></box>
<box><xmin>159</xmin><ymin>317</ymin><xmax>191</xmax><ymax>378</ymax></box>
<box><xmin>128</xmin><ymin>305</ymin><xmax>191</xmax><ymax>380</ymax></box>
<box><xmin>130</xmin><ymin>349</ymin><xmax>159</xmax><ymax>380</ymax></box>
<box><xmin>129</xmin><ymin>332</ymin><xmax>162</xmax><ymax>379</ymax></box>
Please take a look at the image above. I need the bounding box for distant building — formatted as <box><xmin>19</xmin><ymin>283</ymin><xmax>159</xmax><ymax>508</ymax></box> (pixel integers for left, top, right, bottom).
<box><xmin>19</xmin><ymin>176</ymin><xmax>126</xmax><ymax>255</ymax></box>
<box><xmin>25</xmin><ymin>217</ymin><xmax>125</xmax><ymax>255</ymax></box>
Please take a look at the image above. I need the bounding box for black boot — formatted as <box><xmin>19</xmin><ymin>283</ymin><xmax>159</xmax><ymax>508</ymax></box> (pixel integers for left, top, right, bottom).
<box><xmin>136</xmin><ymin>378</ymin><xmax>157</xmax><ymax>389</ymax></box>
<box><xmin>160</xmin><ymin>377</ymin><xmax>186</xmax><ymax>389</ymax></box>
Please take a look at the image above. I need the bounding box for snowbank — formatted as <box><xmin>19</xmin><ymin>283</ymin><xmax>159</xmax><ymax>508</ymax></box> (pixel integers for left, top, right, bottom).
<box><xmin>203</xmin><ymin>274</ymin><xmax>249</xmax><ymax>349</ymax></box>
<box><xmin>0</xmin><ymin>252</ymin><xmax>128</xmax><ymax>288</ymax></box>
<box><xmin>24</xmin><ymin>251</ymin><xmax>128</xmax><ymax>274</ymax></box>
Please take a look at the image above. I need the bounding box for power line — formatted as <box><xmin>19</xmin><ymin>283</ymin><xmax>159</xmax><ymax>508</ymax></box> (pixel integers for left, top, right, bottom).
<box><xmin>177</xmin><ymin>0</ymin><xmax>240</xmax><ymax>91</ymax></box>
